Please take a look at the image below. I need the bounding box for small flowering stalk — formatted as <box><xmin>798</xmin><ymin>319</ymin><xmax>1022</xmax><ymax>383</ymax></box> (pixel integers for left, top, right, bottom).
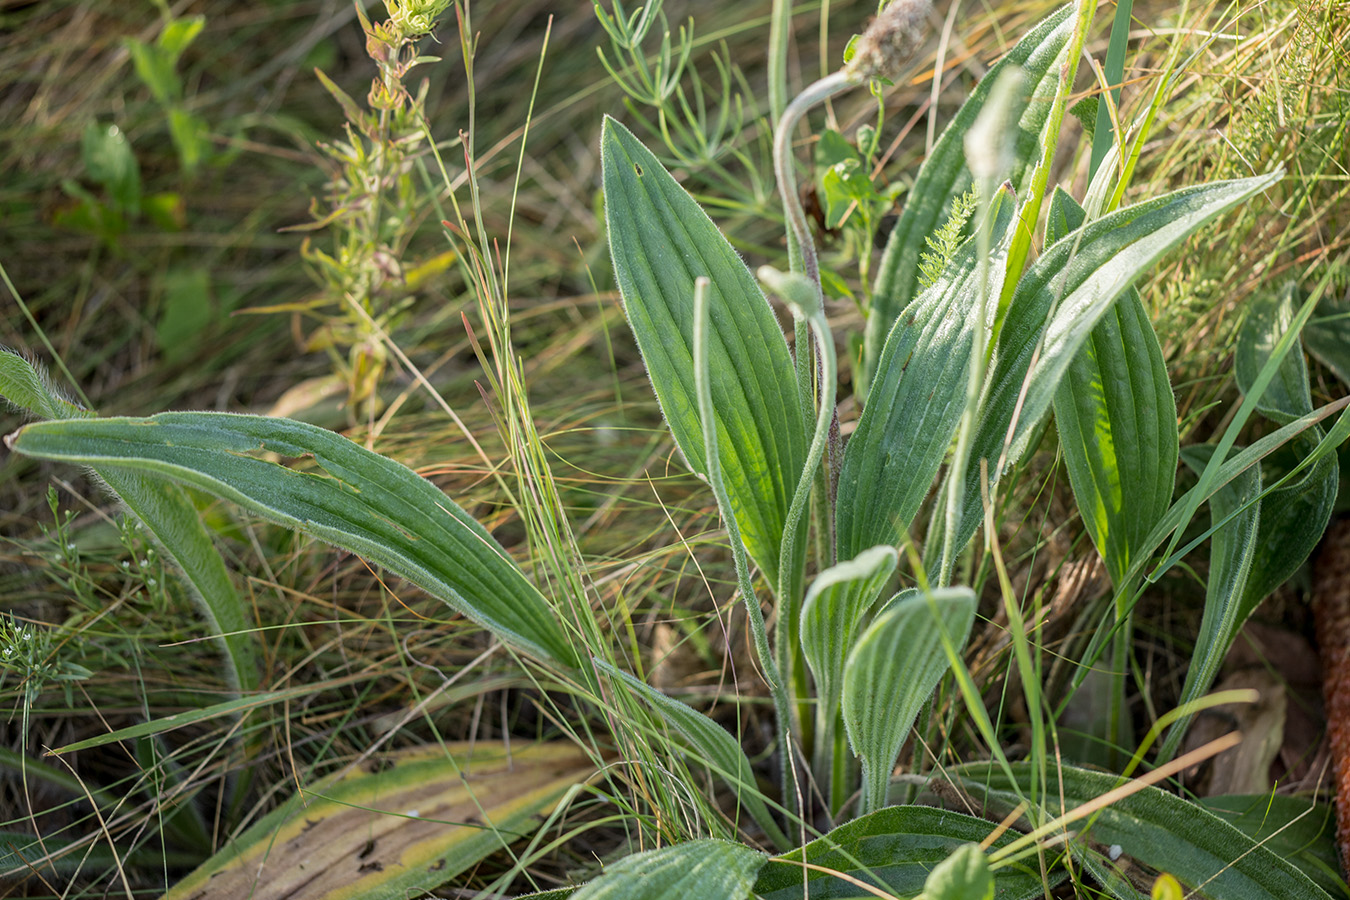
<box><xmin>291</xmin><ymin>0</ymin><xmax>453</xmax><ymax>420</ymax></box>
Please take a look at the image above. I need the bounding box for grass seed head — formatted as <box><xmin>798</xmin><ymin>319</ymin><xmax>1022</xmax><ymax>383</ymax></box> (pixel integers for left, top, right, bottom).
<box><xmin>846</xmin><ymin>0</ymin><xmax>932</xmax><ymax>83</ymax></box>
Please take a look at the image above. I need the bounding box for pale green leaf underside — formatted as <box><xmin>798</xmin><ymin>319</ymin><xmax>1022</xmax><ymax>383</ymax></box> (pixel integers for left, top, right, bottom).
<box><xmin>957</xmin><ymin>761</ymin><xmax>1333</xmax><ymax>900</ymax></box>
<box><xmin>602</xmin><ymin>117</ymin><xmax>806</xmax><ymax>591</ymax></box>
<box><xmin>572</xmin><ymin>839</ymin><xmax>765</xmax><ymax>900</ymax></box>
<box><xmin>842</xmin><ymin>587</ymin><xmax>976</xmax><ymax>814</ymax></box>
<box><xmin>8</xmin><ymin>412</ymin><xmax>577</xmax><ymax>668</ymax></box>
<box><xmin>865</xmin><ymin>4</ymin><xmax>1074</xmax><ymax>384</ymax></box>
<box><xmin>954</xmin><ymin>171</ymin><xmax>1281</xmax><ymax>553</ymax></box>
<box><xmin>1050</xmin><ymin>189</ymin><xmax>1177</xmax><ymax>590</ymax></box>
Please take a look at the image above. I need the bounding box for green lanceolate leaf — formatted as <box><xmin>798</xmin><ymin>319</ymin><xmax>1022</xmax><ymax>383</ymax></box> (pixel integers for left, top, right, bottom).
<box><xmin>7</xmin><ymin>412</ymin><xmax>578</xmax><ymax>668</ymax></box>
<box><xmin>1159</xmin><ymin>445</ymin><xmax>1260</xmax><ymax>760</ymax></box>
<box><xmin>592</xmin><ymin>660</ymin><xmax>789</xmax><ymax>850</ymax></box>
<box><xmin>753</xmin><ymin>805</ymin><xmax>1047</xmax><ymax>900</ymax></box>
<box><xmin>842</xmin><ymin>587</ymin><xmax>976</xmax><ymax>816</ymax></box>
<box><xmin>1050</xmin><ymin>189</ymin><xmax>1177</xmax><ymax>590</ymax></box>
<box><xmin>957</xmin><ymin>761</ymin><xmax>1334</xmax><ymax>900</ymax></box>
<box><xmin>953</xmin><ymin>171</ymin><xmax>1282</xmax><ymax>555</ymax></box>
<box><xmin>0</xmin><ymin>350</ymin><xmax>87</xmax><ymax>420</ymax></box>
<box><xmin>1200</xmin><ymin>795</ymin><xmax>1347</xmax><ymax>898</ymax></box>
<box><xmin>164</xmin><ymin>742</ymin><xmax>596</xmax><ymax>900</ymax></box>
<box><xmin>799</xmin><ymin>546</ymin><xmax>899</xmax><ymax>725</ymax></box>
<box><xmin>602</xmin><ymin>117</ymin><xmax>807</xmax><ymax>592</ymax></box>
<box><xmin>923</xmin><ymin>843</ymin><xmax>994</xmax><ymax>900</ymax></box>
<box><xmin>838</xmin><ymin>186</ymin><xmax>1016</xmax><ymax>562</ymax></box>
<box><xmin>572</xmin><ymin>839</ymin><xmax>765</xmax><ymax>900</ymax></box>
<box><xmin>864</xmin><ymin>4</ymin><xmax>1074</xmax><ymax>389</ymax></box>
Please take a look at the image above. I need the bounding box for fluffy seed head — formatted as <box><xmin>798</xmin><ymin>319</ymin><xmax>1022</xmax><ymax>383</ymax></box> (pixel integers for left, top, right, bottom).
<box><xmin>846</xmin><ymin>0</ymin><xmax>932</xmax><ymax>82</ymax></box>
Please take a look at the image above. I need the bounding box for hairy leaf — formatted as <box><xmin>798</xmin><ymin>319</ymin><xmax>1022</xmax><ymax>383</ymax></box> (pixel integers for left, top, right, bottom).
<box><xmin>1050</xmin><ymin>189</ymin><xmax>1177</xmax><ymax>589</ymax></box>
<box><xmin>602</xmin><ymin>117</ymin><xmax>807</xmax><ymax>592</ymax></box>
<box><xmin>572</xmin><ymin>840</ymin><xmax>765</xmax><ymax>900</ymax></box>
<box><xmin>842</xmin><ymin>588</ymin><xmax>976</xmax><ymax>816</ymax></box>
<box><xmin>864</xmin><ymin>4</ymin><xmax>1074</xmax><ymax>388</ymax></box>
<box><xmin>8</xmin><ymin>412</ymin><xmax>578</xmax><ymax>668</ymax></box>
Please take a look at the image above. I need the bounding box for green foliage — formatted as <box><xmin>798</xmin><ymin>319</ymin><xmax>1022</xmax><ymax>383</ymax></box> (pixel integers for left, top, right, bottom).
<box><xmin>922</xmin><ymin>843</ymin><xmax>994</xmax><ymax>900</ymax></box>
<box><xmin>917</xmin><ymin>186</ymin><xmax>979</xmax><ymax>290</ymax></box>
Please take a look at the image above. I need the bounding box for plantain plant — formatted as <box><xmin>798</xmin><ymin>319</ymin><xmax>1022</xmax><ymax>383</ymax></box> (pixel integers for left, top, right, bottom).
<box><xmin>3</xmin><ymin>1</ymin><xmax>1348</xmax><ymax>898</ymax></box>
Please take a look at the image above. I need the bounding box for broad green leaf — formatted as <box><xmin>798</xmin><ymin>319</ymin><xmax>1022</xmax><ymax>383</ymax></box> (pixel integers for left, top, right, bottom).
<box><xmin>0</xmin><ymin>352</ymin><xmax>258</xmax><ymax>693</ymax></box>
<box><xmin>7</xmin><ymin>412</ymin><xmax>578</xmax><ymax>668</ymax></box>
<box><xmin>953</xmin><ymin>171</ymin><xmax>1282</xmax><ymax>555</ymax></box>
<box><xmin>842</xmin><ymin>587</ymin><xmax>976</xmax><ymax>816</ymax></box>
<box><xmin>164</xmin><ymin>742</ymin><xmax>596</xmax><ymax>900</ymax></box>
<box><xmin>1160</xmin><ymin>445</ymin><xmax>1260</xmax><ymax>759</ymax></box>
<box><xmin>753</xmin><ymin>805</ymin><xmax>1047</xmax><ymax>900</ymax></box>
<box><xmin>924</xmin><ymin>843</ymin><xmax>994</xmax><ymax>900</ymax></box>
<box><xmin>80</xmin><ymin>121</ymin><xmax>140</xmax><ymax>213</ymax></box>
<box><xmin>1050</xmin><ymin>190</ymin><xmax>1177</xmax><ymax>589</ymax></box>
<box><xmin>799</xmin><ymin>546</ymin><xmax>898</xmax><ymax>725</ymax></box>
<box><xmin>1200</xmin><ymin>795</ymin><xmax>1347</xmax><ymax>898</ymax></box>
<box><xmin>864</xmin><ymin>5</ymin><xmax>1074</xmax><ymax>387</ymax></box>
<box><xmin>837</xmin><ymin>186</ymin><xmax>1015</xmax><ymax>561</ymax></box>
<box><xmin>1303</xmin><ymin>290</ymin><xmax>1350</xmax><ymax>387</ymax></box>
<box><xmin>956</xmin><ymin>761</ymin><xmax>1334</xmax><ymax>900</ymax></box>
<box><xmin>593</xmin><ymin>660</ymin><xmax>789</xmax><ymax>850</ymax></box>
<box><xmin>572</xmin><ymin>840</ymin><xmax>765</xmax><ymax>900</ymax></box>
<box><xmin>602</xmin><ymin>117</ymin><xmax>807</xmax><ymax>592</ymax></box>
<box><xmin>816</xmin><ymin>130</ymin><xmax>875</xmax><ymax>230</ymax></box>
<box><xmin>1236</xmin><ymin>288</ymin><xmax>1314</xmax><ymax>425</ymax></box>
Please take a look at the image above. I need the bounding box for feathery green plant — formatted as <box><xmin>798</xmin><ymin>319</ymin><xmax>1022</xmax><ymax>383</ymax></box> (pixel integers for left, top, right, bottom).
<box><xmin>3</xmin><ymin>0</ymin><xmax>1348</xmax><ymax>897</ymax></box>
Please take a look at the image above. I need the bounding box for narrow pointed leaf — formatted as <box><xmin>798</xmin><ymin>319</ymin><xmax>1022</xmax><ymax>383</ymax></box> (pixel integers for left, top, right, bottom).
<box><xmin>838</xmin><ymin>188</ymin><xmax>1015</xmax><ymax>561</ymax></box>
<box><xmin>956</xmin><ymin>761</ymin><xmax>1333</xmax><ymax>900</ymax></box>
<box><xmin>164</xmin><ymin>742</ymin><xmax>596</xmax><ymax>900</ymax></box>
<box><xmin>842</xmin><ymin>587</ymin><xmax>976</xmax><ymax>815</ymax></box>
<box><xmin>865</xmin><ymin>4</ymin><xmax>1074</xmax><ymax>385</ymax></box>
<box><xmin>572</xmin><ymin>840</ymin><xmax>765</xmax><ymax>900</ymax></box>
<box><xmin>1159</xmin><ymin>445</ymin><xmax>1260</xmax><ymax>759</ymax></box>
<box><xmin>799</xmin><ymin>546</ymin><xmax>898</xmax><ymax>721</ymax></box>
<box><xmin>1200</xmin><ymin>794</ymin><xmax>1346</xmax><ymax>898</ymax></box>
<box><xmin>752</xmin><ymin>805</ymin><xmax>1048</xmax><ymax>900</ymax></box>
<box><xmin>1050</xmin><ymin>190</ymin><xmax>1177</xmax><ymax>589</ymax></box>
<box><xmin>7</xmin><ymin>412</ymin><xmax>578</xmax><ymax>668</ymax></box>
<box><xmin>953</xmin><ymin>171</ymin><xmax>1281</xmax><ymax>553</ymax></box>
<box><xmin>0</xmin><ymin>349</ymin><xmax>87</xmax><ymax>420</ymax></box>
<box><xmin>593</xmin><ymin>660</ymin><xmax>789</xmax><ymax>850</ymax></box>
<box><xmin>602</xmin><ymin>117</ymin><xmax>807</xmax><ymax>590</ymax></box>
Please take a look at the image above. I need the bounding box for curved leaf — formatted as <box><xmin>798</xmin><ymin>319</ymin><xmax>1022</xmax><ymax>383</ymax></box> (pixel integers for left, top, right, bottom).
<box><xmin>592</xmin><ymin>660</ymin><xmax>789</xmax><ymax>850</ymax></box>
<box><xmin>1302</xmin><ymin>289</ymin><xmax>1350</xmax><ymax>388</ymax></box>
<box><xmin>953</xmin><ymin>171</ymin><xmax>1282</xmax><ymax>554</ymax></box>
<box><xmin>1237</xmin><ymin>287</ymin><xmax>1314</xmax><ymax>425</ymax></box>
<box><xmin>753</xmin><ymin>805</ymin><xmax>1047</xmax><ymax>900</ymax></box>
<box><xmin>164</xmin><ymin>742</ymin><xmax>596</xmax><ymax>900</ymax></box>
<box><xmin>7</xmin><ymin>412</ymin><xmax>578</xmax><ymax>668</ymax></box>
<box><xmin>800</xmin><ymin>546</ymin><xmax>899</xmax><ymax>723</ymax></box>
<box><xmin>1200</xmin><ymin>794</ymin><xmax>1347</xmax><ymax>898</ymax></box>
<box><xmin>864</xmin><ymin>4</ymin><xmax>1074</xmax><ymax>387</ymax></box>
<box><xmin>572</xmin><ymin>839</ymin><xmax>765</xmax><ymax>900</ymax></box>
<box><xmin>1160</xmin><ymin>445</ymin><xmax>1261</xmax><ymax>759</ymax></box>
<box><xmin>1050</xmin><ymin>190</ymin><xmax>1177</xmax><ymax>590</ymax></box>
<box><xmin>602</xmin><ymin>117</ymin><xmax>807</xmax><ymax>591</ymax></box>
<box><xmin>842</xmin><ymin>587</ymin><xmax>976</xmax><ymax>816</ymax></box>
<box><xmin>924</xmin><ymin>843</ymin><xmax>994</xmax><ymax>900</ymax></box>
<box><xmin>956</xmin><ymin>761</ymin><xmax>1334</xmax><ymax>900</ymax></box>
<box><xmin>838</xmin><ymin>187</ymin><xmax>1015</xmax><ymax>561</ymax></box>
